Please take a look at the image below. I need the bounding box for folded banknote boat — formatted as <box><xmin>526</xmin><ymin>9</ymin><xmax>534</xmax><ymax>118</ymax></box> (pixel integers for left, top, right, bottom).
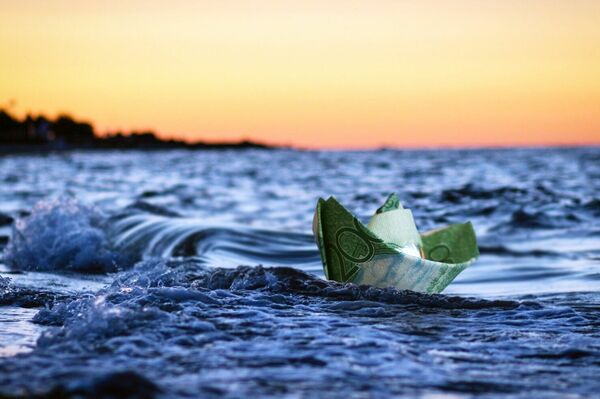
<box><xmin>313</xmin><ymin>194</ymin><xmax>478</xmax><ymax>294</ymax></box>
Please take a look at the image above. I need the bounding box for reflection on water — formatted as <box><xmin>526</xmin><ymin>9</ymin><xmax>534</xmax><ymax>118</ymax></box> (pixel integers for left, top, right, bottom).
<box><xmin>0</xmin><ymin>307</ymin><xmax>43</xmax><ymax>357</ymax></box>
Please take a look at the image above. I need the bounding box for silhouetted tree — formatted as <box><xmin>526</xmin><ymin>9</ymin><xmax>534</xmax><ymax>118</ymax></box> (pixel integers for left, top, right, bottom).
<box><xmin>0</xmin><ymin>110</ymin><xmax>27</xmax><ymax>143</ymax></box>
<box><xmin>0</xmin><ymin>107</ymin><xmax>269</xmax><ymax>150</ymax></box>
<box><xmin>52</xmin><ymin>114</ymin><xmax>95</xmax><ymax>145</ymax></box>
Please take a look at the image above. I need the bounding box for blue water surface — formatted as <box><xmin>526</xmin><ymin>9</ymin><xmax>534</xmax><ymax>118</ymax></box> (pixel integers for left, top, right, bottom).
<box><xmin>0</xmin><ymin>147</ymin><xmax>599</xmax><ymax>398</ymax></box>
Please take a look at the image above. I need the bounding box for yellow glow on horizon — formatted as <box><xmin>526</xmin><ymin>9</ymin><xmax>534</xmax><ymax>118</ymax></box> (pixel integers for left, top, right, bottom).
<box><xmin>1</xmin><ymin>0</ymin><xmax>599</xmax><ymax>148</ymax></box>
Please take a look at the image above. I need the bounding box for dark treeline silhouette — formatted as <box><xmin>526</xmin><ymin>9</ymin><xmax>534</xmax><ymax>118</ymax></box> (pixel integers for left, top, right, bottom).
<box><xmin>0</xmin><ymin>108</ymin><xmax>269</xmax><ymax>151</ymax></box>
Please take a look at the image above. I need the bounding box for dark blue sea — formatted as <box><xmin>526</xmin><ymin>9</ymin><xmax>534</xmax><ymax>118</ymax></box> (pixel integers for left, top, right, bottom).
<box><xmin>0</xmin><ymin>147</ymin><xmax>599</xmax><ymax>398</ymax></box>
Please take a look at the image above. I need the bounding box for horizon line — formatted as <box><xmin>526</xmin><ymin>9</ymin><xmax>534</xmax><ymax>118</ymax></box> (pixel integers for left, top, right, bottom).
<box><xmin>2</xmin><ymin>106</ymin><xmax>599</xmax><ymax>150</ymax></box>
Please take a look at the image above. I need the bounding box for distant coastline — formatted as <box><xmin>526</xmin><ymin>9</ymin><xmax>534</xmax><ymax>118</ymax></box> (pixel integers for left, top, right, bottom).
<box><xmin>0</xmin><ymin>108</ymin><xmax>271</xmax><ymax>152</ymax></box>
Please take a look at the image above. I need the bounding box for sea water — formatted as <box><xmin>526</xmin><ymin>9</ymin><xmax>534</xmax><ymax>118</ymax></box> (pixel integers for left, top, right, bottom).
<box><xmin>0</xmin><ymin>148</ymin><xmax>599</xmax><ymax>398</ymax></box>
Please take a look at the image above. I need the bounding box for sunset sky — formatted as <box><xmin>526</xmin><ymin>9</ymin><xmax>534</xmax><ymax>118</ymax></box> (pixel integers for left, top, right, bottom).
<box><xmin>1</xmin><ymin>0</ymin><xmax>599</xmax><ymax>148</ymax></box>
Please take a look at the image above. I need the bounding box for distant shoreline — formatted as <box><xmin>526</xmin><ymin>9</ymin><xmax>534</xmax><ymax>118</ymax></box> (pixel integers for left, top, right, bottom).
<box><xmin>0</xmin><ymin>108</ymin><xmax>273</xmax><ymax>152</ymax></box>
<box><xmin>0</xmin><ymin>141</ymin><xmax>272</xmax><ymax>155</ymax></box>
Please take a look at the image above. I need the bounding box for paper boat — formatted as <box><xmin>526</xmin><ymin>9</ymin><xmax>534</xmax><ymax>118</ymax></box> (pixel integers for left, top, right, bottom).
<box><xmin>313</xmin><ymin>196</ymin><xmax>479</xmax><ymax>294</ymax></box>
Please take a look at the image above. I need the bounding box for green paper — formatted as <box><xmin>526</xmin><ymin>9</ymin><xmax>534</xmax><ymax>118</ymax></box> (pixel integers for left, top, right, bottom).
<box><xmin>375</xmin><ymin>193</ymin><xmax>402</xmax><ymax>214</ymax></box>
<box><xmin>312</xmin><ymin>195</ymin><xmax>479</xmax><ymax>293</ymax></box>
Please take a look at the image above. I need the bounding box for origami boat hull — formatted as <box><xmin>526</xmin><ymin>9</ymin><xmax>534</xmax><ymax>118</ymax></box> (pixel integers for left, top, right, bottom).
<box><xmin>351</xmin><ymin>247</ymin><xmax>474</xmax><ymax>293</ymax></box>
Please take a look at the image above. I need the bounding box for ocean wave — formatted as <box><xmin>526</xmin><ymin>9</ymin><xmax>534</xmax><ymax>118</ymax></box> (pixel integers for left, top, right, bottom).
<box><xmin>33</xmin><ymin>259</ymin><xmax>518</xmax><ymax>331</ymax></box>
<box><xmin>440</xmin><ymin>183</ymin><xmax>528</xmax><ymax>203</ymax></box>
<box><xmin>478</xmin><ymin>245</ymin><xmax>563</xmax><ymax>258</ymax></box>
<box><xmin>0</xmin><ymin>276</ymin><xmax>70</xmax><ymax>308</ymax></box>
<box><xmin>0</xmin><ymin>212</ymin><xmax>12</xmax><ymax>226</ymax></box>
<box><xmin>3</xmin><ymin>258</ymin><xmax>598</xmax><ymax>398</ymax></box>
<box><xmin>110</xmin><ymin>209</ymin><xmax>321</xmax><ymax>271</ymax></box>
<box><xmin>3</xmin><ymin>198</ymin><xmax>129</xmax><ymax>273</ymax></box>
<box><xmin>485</xmin><ymin>208</ymin><xmax>584</xmax><ymax>234</ymax></box>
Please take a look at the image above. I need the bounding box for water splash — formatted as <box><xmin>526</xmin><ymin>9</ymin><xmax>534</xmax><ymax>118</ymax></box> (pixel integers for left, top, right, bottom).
<box><xmin>3</xmin><ymin>198</ymin><xmax>128</xmax><ymax>273</ymax></box>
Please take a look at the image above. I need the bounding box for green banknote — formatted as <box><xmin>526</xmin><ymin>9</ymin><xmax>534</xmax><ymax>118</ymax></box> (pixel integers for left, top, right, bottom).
<box><xmin>312</xmin><ymin>195</ymin><xmax>479</xmax><ymax>293</ymax></box>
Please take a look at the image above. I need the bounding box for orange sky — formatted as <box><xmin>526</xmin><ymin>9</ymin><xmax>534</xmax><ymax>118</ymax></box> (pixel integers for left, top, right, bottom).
<box><xmin>1</xmin><ymin>0</ymin><xmax>599</xmax><ymax>148</ymax></box>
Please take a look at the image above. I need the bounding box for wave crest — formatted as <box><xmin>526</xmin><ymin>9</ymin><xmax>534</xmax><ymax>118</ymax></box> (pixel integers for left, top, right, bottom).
<box><xmin>3</xmin><ymin>198</ymin><xmax>129</xmax><ymax>273</ymax></box>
